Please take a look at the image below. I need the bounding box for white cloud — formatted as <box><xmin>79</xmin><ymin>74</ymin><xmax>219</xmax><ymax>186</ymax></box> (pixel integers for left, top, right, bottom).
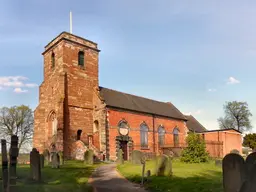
<box><xmin>0</xmin><ymin>76</ymin><xmax>38</xmax><ymax>90</ymax></box>
<box><xmin>227</xmin><ymin>77</ymin><xmax>240</xmax><ymax>84</ymax></box>
<box><xmin>208</xmin><ymin>88</ymin><xmax>217</xmax><ymax>92</ymax></box>
<box><xmin>13</xmin><ymin>88</ymin><xmax>28</xmax><ymax>93</ymax></box>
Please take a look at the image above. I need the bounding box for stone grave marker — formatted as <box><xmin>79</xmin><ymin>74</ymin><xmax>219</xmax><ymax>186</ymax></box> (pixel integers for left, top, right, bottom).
<box><xmin>116</xmin><ymin>149</ymin><xmax>124</xmax><ymax>165</ymax></box>
<box><xmin>43</xmin><ymin>149</ymin><xmax>50</xmax><ymax>165</ymax></box>
<box><xmin>215</xmin><ymin>159</ymin><xmax>222</xmax><ymax>167</ymax></box>
<box><xmin>245</xmin><ymin>152</ymin><xmax>256</xmax><ymax>176</ymax></box>
<box><xmin>30</xmin><ymin>148</ymin><xmax>41</xmax><ymax>181</ymax></box>
<box><xmin>166</xmin><ymin>156</ymin><xmax>173</xmax><ymax>176</ymax></box>
<box><xmin>222</xmin><ymin>153</ymin><xmax>246</xmax><ymax>192</ymax></box>
<box><xmin>1</xmin><ymin>139</ymin><xmax>8</xmax><ymax>192</ymax></box>
<box><xmin>8</xmin><ymin>135</ymin><xmax>19</xmax><ymax>189</ymax></box>
<box><xmin>131</xmin><ymin>150</ymin><xmax>143</xmax><ymax>164</ymax></box>
<box><xmin>239</xmin><ymin>163</ymin><xmax>256</xmax><ymax>192</ymax></box>
<box><xmin>141</xmin><ymin>159</ymin><xmax>146</xmax><ymax>185</ymax></box>
<box><xmin>156</xmin><ymin>154</ymin><xmax>168</xmax><ymax>176</ymax></box>
<box><xmin>40</xmin><ymin>154</ymin><xmax>44</xmax><ymax>169</ymax></box>
<box><xmin>58</xmin><ymin>151</ymin><xmax>64</xmax><ymax>165</ymax></box>
<box><xmin>84</xmin><ymin>149</ymin><xmax>94</xmax><ymax>165</ymax></box>
<box><xmin>51</xmin><ymin>152</ymin><xmax>60</xmax><ymax>168</ymax></box>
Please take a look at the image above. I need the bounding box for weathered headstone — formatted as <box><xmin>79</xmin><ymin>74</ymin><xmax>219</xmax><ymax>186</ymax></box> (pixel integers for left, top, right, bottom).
<box><xmin>40</xmin><ymin>154</ymin><xmax>44</xmax><ymax>169</ymax></box>
<box><xmin>58</xmin><ymin>151</ymin><xmax>64</xmax><ymax>165</ymax></box>
<box><xmin>239</xmin><ymin>163</ymin><xmax>256</xmax><ymax>192</ymax></box>
<box><xmin>156</xmin><ymin>155</ymin><xmax>168</xmax><ymax>176</ymax></box>
<box><xmin>43</xmin><ymin>149</ymin><xmax>50</xmax><ymax>165</ymax></box>
<box><xmin>116</xmin><ymin>149</ymin><xmax>124</xmax><ymax>165</ymax></box>
<box><xmin>30</xmin><ymin>148</ymin><xmax>41</xmax><ymax>181</ymax></box>
<box><xmin>215</xmin><ymin>159</ymin><xmax>222</xmax><ymax>167</ymax></box>
<box><xmin>1</xmin><ymin>139</ymin><xmax>8</xmax><ymax>192</ymax></box>
<box><xmin>131</xmin><ymin>150</ymin><xmax>143</xmax><ymax>164</ymax></box>
<box><xmin>245</xmin><ymin>152</ymin><xmax>256</xmax><ymax>176</ymax></box>
<box><xmin>222</xmin><ymin>153</ymin><xmax>246</xmax><ymax>192</ymax></box>
<box><xmin>141</xmin><ymin>160</ymin><xmax>146</xmax><ymax>185</ymax></box>
<box><xmin>84</xmin><ymin>149</ymin><xmax>94</xmax><ymax>165</ymax></box>
<box><xmin>51</xmin><ymin>152</ymin><xmax>60</xmax><ymax>168</ymax></box>
<box><xmin>166</xmin><ymin>156</ymin><xmax>173</xmax><ymax>176</ymax></box>
<box><xmin>8</xmin><ymin>135</ymin><xmax>19</xmax><ymax>190</ymax></box>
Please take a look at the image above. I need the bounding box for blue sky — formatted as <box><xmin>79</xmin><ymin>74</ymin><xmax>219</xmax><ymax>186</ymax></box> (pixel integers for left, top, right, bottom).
<box><xmin>1</xmin><ymin>0</ymin><xmax>256</xmax><ymax>132</ymax></box>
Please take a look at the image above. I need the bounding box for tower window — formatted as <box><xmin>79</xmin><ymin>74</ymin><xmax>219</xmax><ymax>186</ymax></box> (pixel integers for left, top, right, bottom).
<box><xmin>51</xmin><ymin>52</ymin><xmax>55</xmax><ymax>68</ymax></box>
<box><xmin>173</xmin><ymin>127</ymin><xmax>179</xmax><ymax>147</ymax></box>
<box><xmin>78</xmin><ymin>51</ymin><xmax>84</xmax><ymax>67</ymax></box>
<box><xmin>77</xmin><ymin>130</ymin><xmax>82</xmax><ymax>140</ymax></box>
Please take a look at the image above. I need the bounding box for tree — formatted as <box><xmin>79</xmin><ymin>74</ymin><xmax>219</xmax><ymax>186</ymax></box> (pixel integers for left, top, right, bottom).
<box><xmin>218</xmin><ymin>101</ymin><xmax>252</xmax><ymax>132</ymax></box>
<box><xmin>0</xmin><ymin>105</ymin><xmax>34</xmax><ymax>153</ymax></box>
<box><xmin>243</xmin><ymin>133</ymin><xmax>256</xmax><ymax>150</ymax></box>
<box><xmin>180</xmin><ymin>132</ymin><xmax>209</xmax><ymax>163</ymax></box>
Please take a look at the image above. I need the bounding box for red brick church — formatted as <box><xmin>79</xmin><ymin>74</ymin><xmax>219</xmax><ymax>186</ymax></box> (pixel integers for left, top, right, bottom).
<box><xmin>33</xmin><ymin>32</ymin><xmax>242</xmax><ymax>160</ymax></box>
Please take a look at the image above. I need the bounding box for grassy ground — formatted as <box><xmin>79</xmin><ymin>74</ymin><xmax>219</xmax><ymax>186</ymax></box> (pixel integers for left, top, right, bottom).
<box><xmin>0</xmin><ymin>160</ymin><xmax>99</xmax><ymax>192</ymax></box>
<box><xmin>117</xmin><ymin>159</ymin><xmax>223</xmax><ymax>192</ymax></box>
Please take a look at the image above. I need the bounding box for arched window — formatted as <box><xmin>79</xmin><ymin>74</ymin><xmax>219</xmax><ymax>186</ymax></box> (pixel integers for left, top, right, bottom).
<box><xmin>173</xmin><ymin>128</ymin><xmax>179</xmax><ymax>147</ymax></box>
<box><xmin>51</xmin><ymin>52</ymin><xmax>55</xmax><ymax>68</ymax></box>
<box><xmin>140</xmin><ymin>123</ymin><xmax>148</xmax><ymax>148</ymax></box>
<box><xmin>158</xmin><ymin>126</ymin><xmax>165</xmax><ymax>146</ymax></box>
<box><xmin>93</xmin><ymin>120</ymin><xmax>99</xmax><ymax>133</ymax></box>
<box><xmin>48</xmin><ymin>111</ymin><xmax>57</xmax><ymax>136</ymax></box>
<box><xmin>77</xmin><ymin>130</ymin><xmax>82</xmax><ymax>140</ymax></box>
<box><xmin>78</xmin><ymin>51</ymin><xmax>84</xmax><ymax>67</ymax></box>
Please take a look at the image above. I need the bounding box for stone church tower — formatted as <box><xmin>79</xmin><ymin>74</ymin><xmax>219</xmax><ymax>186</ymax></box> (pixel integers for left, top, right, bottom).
<box><xmin>33</xmin><ymin>32</ymin><xmax>105</xmax><ymax>159</ymax></box>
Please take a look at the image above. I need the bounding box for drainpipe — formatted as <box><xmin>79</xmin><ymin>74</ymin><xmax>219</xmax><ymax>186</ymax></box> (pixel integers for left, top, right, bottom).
<box><xmin>152</xmin><ymin>114</ymin><xmax>156</xmax><ymax>153</ymax></box>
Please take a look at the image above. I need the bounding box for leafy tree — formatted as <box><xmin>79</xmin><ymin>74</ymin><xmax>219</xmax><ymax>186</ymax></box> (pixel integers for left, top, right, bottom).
<box><xmin>243</xmin><ymin>133</ymin><xmax>256</xmax><ymax>150</ymax></box>
<box><xmin>218</xmin><ymin>101</ymin><xmax>252</xmax><ymax>132</ymax></box>
<box><xmin>180</xmin><ymin>132</ymin><xmax>209</xmax><ymax>163</ymax></box>
<box><xmin>0</xmin><ymin>105</ymin><xmax>34</xmax><ymax>153</ymax></box>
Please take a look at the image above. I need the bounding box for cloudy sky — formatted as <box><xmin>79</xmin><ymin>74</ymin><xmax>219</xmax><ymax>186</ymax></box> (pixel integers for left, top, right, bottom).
<box><xmin>0</xmin><ymin>0</ymin><xmax>256</xmax><ymax>131</ymax></box>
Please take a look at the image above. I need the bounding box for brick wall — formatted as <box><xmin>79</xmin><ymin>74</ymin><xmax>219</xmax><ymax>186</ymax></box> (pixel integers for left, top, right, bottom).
<box><xmin>106</xmin><ymin>108</ymin><xmax>187</xmax><ymax>160</ymax></box>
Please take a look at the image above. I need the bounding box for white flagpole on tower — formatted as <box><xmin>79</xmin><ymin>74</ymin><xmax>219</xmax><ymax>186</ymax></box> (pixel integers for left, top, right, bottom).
<box><xmin>70</xmin><ymin>11</ymin><xmax>73</xmax><ymax>34</ymax></box>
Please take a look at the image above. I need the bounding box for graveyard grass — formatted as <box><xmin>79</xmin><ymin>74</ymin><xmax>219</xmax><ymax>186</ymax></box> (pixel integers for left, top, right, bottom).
<box><xmin>0</xmin><ymin>160</ymin><xmax>99</xmax><ymax>192</ymax></box>
<box><xmin>118</xmin><ymin>159</ymin><xmax>223</xmax><ymax>192</ymax></box>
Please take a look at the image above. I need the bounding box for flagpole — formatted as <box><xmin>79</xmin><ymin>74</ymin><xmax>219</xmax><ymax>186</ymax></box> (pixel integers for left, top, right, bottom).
<box><xmin>70</xmin><ymin>11</ymin><xmax>73</xmax><ymax>34</ymax></box>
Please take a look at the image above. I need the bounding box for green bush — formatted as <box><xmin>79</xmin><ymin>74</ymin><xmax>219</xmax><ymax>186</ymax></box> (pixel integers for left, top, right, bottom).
<box><xmin>180</xmin><ymin>132</ymin><xmax>209</xmax><ymax>163</ymax></box>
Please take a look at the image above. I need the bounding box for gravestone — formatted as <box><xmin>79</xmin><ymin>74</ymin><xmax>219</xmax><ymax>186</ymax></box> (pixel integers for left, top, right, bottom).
<box><xmin>215</xmin><ymin>159</ymin><xmax>222</xmax><ymax>167</ymax></box>
<box><xmin>239</xmin><ymin>163</ymin><xmax>256</xmax><ymax>192</ymax></box>
<box><xmin>166</xmin><ymin>156</ymin><xmax>173</xmax><ymax>176</ymax></box>
<box><xmin>131</xmin><ymin>150</ymin><xmax>143</xmax><ymax>164</ymax></box>
<box><xmin>30</xmin><ymin>148</ymin><xmax>41</xmax><ymax>181</ymax></box>
<box><xmin>156</xmin><ymin>154</ymin><xmax>169</xmax><ymax>176</ymax></box>
<box><xmin>58</xmin><ymin>151</ymin><xmax>64</xmax><ymax>165</ymax></box>
<box><xmin>222</xmin><ymin>153</ymin><xmax>246</xmax><ymax>192</ymax></box>
<box><xmin>8</xmin><ymin>135</ymin><xmax>19</xmax><ymax>189</ymax></box>
<box><xmin>230</xmin><ymin>149</ymin><xmax>240</xmax><ymax>154</ymax></box>
<box><xmin>141</xmin><ymin>159</ymin><xmax>146</xmax><ymax>185</ymax></box>
<box><xmin>1</xmin><ymin>139</ymin><xmax>8</xmax><ymax>192</ymax></box>
<box><xmin>84</xmin><ymin>149</ymin><xmax>94</xmax><ymax>165</ymax></box>
<box><xmin>43</xmin><ymin>149</ymin><xmax>50</xmax><ymax>165</ymax></box>
<box><xmin>245</xmin><ymin>152</ymin><xmax>256</xmax><ymax>176</ymax></box>
<box><xmin>116</xmin><ymin>149</ymin><xmax>124</xmax><ymax>165</ymax></box>
<box><xmin>51</xmin><ymin>152</ymin><xmax>60</xmax><ymax>168</ymax></box>
<box><xmin>40</xmin><ymin>154</ymin><xmax>44</xmax><ymax>169</ymax></box>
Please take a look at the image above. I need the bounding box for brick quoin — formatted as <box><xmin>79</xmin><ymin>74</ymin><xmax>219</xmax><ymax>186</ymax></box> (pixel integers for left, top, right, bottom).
<box><xmin>33</xmin><ymin>32</ymin><xmax>242</xmax><ymax>161</ymax></box>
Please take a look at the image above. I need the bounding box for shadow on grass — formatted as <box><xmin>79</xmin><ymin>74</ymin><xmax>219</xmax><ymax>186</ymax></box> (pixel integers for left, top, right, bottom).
<box><xmin>122</xmin><ymin>170</ymin><xmax>223</xmax><ymax>192</ymax></box>
<box><xmin>0</xmin><ymin>161</ymin><xmax>96</xmax><ymax>192</ymax></box>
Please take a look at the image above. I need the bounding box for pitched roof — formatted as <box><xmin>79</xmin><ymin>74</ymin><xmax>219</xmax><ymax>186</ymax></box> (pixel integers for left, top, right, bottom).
<box><xmin>197</xmin><ymin>128</ymin><xmax>242</xmax><ymax>134</ymax></box>
<box><xmin>185</xmin><ymin>115</ymin><xmax>207</xmax><ymax>132</ymax></box>
<box><xmin>99</xmin><ymin>87</ymin><xmax>186</xmax><ymax>120</ymax></box>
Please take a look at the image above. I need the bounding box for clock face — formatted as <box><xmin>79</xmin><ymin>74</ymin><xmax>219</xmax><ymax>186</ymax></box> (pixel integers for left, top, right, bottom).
<box><xmin>119</xmin><ymin>127</ymin><xmax>129</xmax><ymax>136</ymax></box>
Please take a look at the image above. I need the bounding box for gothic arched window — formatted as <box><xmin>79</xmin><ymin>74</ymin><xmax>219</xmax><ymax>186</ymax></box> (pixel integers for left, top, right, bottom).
<box><xmin>140</xmin><ymin>123</ymin><xmax>148</xmax><ymax>148</ymax></box>
<box><xmin>173</xmin><ymin>127</ymin><xmax>179</xmax><ymax>147</ymax></box>
<box><xmin>78</xmin><ymin>51</ymin><xmax>84</xmax><ymax>67</ymax></box>
<box><xmin>158</xmin><ymin>126</ymin><xmax>165</xmax><ymax>146</ymax></box>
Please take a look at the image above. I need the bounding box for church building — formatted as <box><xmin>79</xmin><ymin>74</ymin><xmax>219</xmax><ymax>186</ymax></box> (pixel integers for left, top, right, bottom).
<box><xmin>33</xmin><ymin>32</ymin><xmax>242</xmax><ymax>160</ymax></box>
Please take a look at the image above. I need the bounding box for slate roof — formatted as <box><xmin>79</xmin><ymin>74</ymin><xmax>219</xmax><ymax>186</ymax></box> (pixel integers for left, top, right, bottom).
<box><xmin>99</xmin><ymin>87</ymin><xmax>186</xmax><ymax>120</ymax></box>
<box><xmin>185</xmin><ymin>115</ymin><xmax>207</xmax><ymax>133</ymax></box>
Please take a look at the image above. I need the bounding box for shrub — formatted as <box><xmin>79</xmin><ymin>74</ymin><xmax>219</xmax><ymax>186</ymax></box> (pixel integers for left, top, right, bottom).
<box><xmin>131</xmin><ymin>150</ymin><xmax>143</xmax><ymax>164</ymax></box>
<box><xmin>180</xmin><ymin>132</ymin><xmax>209</xmax><ymax>163</ymax></box>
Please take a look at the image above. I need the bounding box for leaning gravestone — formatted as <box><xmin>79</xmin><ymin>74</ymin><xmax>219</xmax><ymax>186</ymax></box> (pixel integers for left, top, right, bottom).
<box><xmin>58</xmin><ymin>151</ymin><xmax>64</xmax><ymax>165</ymax></box>
<box><xmin>30</xmin><ymin>148</ymin><xmax>41</xmax><ymax>181</ymax></box>
<box><xmin>51</xmin><ymin>152</ymin><xmax>60</xmax><ymax>168</ymax></box>
<box><xmin>222</xmin><ymin>153</ymin><xmax>246</xmax><ymax>192</ymax></box>
<box><xmin>8</xmin><ymin>135</ymin><xmax>19</xmax><ymax>190</ymax></box>
<box><xmin>131</xmin><ymin>150</ymin><xmax>143</xmax><ymax>164</ymax></box>
<box><xmin>166</xmin><ymin>156</ymin><xmax>173</xmax><ymax>176</ymax></box>
<box><xmin>43</xmin><ymin>149</ymin><xmax>50</xmax><ymax>165</ymax></box>
<box><xmin>156</xmin><ymin>154</ymin><xmax>169</xmax><ymax>176</ymax></box>
<box><xmin>1</xmin><ymin>139</ymin><xmax>8</xmax><ymax>192</ymax></box>
<box><xmin>116</xmin><ymin>149</ymin><xmax>124</xmax><ymax>165</ymax></box>
<box><xmin>40</xmin><ymin>154</ymin><xmax>44</xmax><ymax>169</ymax></box>
<box><xmin>84</xmin><ymin>150</ymin><xmax>94</xmax><ymax>165</ymax></box>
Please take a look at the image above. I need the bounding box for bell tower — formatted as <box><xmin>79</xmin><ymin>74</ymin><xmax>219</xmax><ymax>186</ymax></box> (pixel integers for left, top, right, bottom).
<box><xmin>33</xmin><ymin>32</ymin><xmax>100</xmax><ymax>158</ymax></box>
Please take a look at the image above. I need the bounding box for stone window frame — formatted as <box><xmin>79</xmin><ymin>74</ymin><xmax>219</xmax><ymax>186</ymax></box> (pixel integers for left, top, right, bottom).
<box><xmin>78</xmin><ymin>50</ymin><xmax>85</xmax><ymax>68</ymax></box>
<box><xmin>93</xmin><ymin>120</ymin><xmax>99</xmax><ymax>133</ymax></box>
<box><xmin>51</xmin><ymin>52</ymin><xmax>55</xmax><ymax>69</ymax></box>
<box><xmin>47</xmin><ymin>110</ymin><xmax>57</xmax><ymax>137</ymax></box>
<box><xmin>140</xmin><ymin>122</ymin><xmax>149</xmax><ymax>148</ymax></box>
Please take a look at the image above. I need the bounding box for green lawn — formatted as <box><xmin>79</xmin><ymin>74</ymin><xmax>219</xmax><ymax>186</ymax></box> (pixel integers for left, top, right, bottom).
<box><xmin>117</xmin><ymin>159</ymin><xmax>223</xmax><ymax>192</ymax></box>
<box><xmin>0</xmin><ymin>161</ymin><xmax>99</xmax><ymax>192</ymax></box>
